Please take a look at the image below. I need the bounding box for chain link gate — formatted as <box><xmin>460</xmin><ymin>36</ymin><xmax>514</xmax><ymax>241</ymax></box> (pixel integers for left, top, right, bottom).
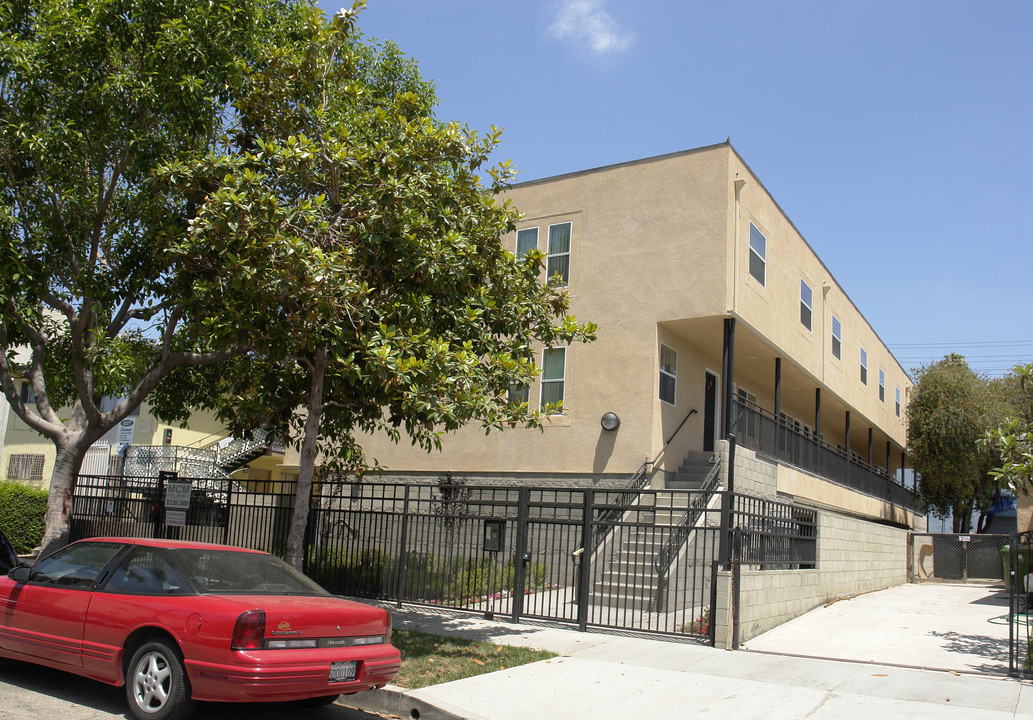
<box><xmin>910</xmin><ymin>533</ymin><xmax>1010</xmax><ymax>582</ymax></box>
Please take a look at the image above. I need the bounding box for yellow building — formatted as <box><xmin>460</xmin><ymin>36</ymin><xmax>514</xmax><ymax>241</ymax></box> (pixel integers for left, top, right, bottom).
<box><xmin>0</xmin><ymin>383</ymin><xmax>289</xmax><ymax>492</ymax></box>
<box><xmin>346</xmin><ymin>141</ymin><xmax>918</xmax><ymax>528</ymax></box>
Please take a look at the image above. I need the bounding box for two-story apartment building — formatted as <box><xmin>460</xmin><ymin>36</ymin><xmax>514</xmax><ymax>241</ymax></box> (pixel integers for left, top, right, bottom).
<box><xmin>349</xmin><ymin>142</ymin><xmax>914</xmax><ymax>521</ymax></box>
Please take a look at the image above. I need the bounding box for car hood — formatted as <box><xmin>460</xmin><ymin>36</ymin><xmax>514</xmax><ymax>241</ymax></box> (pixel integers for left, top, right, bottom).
<box><xmin>215</xmin><ymin>594</ymin><xmax>389</xmax><ymax>639</ymax></box>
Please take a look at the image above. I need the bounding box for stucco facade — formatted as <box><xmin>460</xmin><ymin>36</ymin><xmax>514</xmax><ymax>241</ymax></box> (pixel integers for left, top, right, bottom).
<box><xmin>347</xmin><ymin>142</ymin><xmax>912</xmax><ymax>502</ymax></box>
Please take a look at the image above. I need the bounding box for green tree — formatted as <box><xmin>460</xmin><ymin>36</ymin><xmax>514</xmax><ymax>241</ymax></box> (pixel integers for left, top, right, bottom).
<box><xmin>0</xmin><ymin>0</ymin><xmax>329</xmax><ymax>554</ymax></box>
<box><xmin>154</xmin><ymin>7</ymin><xmax>597</xmax><ymax>568</ymax></box>
<box><xmin>985</xmin><ymin>364</ymin><xmax>1033</xmax><ymax>498</ymax></box>
<box><xmin>907</xmin><ymin>354</ymin><xmax>1005</xmax><ymax>532</ymax></box>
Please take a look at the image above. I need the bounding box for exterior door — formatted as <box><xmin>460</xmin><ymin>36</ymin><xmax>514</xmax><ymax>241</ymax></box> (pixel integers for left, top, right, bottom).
<box><xmin>704</xmin><ymin>372</ymin><xmax>717</xmax><ymax>452</ymax></box>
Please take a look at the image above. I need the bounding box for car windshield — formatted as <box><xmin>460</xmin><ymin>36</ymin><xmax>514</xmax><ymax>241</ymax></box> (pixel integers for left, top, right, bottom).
<box><xmin>170</xmin><ymin>548</ymin><xmax>329</xmax><ymax>596</ymax></box>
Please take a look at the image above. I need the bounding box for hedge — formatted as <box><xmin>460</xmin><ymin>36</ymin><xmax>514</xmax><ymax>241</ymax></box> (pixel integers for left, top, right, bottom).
<box><xmin>0</xmin><ymin>481</ymin><xmax>47</xmax><ymax>553</ymax></box>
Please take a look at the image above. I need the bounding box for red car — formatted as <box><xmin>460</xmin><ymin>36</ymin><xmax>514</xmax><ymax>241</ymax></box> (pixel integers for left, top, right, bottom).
<box><xmin>0</xmin><ymin>535</ymin><xmax>400</xmax><ymax>720</ymax></box>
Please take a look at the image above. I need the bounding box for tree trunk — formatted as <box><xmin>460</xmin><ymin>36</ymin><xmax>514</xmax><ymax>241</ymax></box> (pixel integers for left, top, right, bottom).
<box><xmin>285</xmin><ymin>349</ymin><xmax>328</xmax><ymax>570</ymax></box>
<box><xmin>39</xmin><ymin>440</ymin><xmax>92</xmax><ymax>556</ymax></box>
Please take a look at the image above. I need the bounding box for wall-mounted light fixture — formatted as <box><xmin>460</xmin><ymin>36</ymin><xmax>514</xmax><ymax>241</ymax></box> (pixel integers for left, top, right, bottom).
<box><xmin>600</xmin><ymin>412</ymin><xmax>621</xmax><ymax>431</ymax></box>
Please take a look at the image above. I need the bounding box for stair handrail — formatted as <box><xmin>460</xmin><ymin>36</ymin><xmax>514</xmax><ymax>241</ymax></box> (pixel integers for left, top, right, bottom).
<box><xmin>652</xmin><ymin>459</ymin><xmax>722</xmax><ymax>574</ymax></box>
<box><xmin>589</xmin><ymin>408</ymin><xmax>698</xmax><ymax>554</ymax></box>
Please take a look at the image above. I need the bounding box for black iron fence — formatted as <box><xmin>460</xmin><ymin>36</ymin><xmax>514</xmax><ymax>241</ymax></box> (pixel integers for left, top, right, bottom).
<box><xmin>70</xmin><ymin>475</ymin><xmax>820</xmax><ymax>643</ymax></box>
<box><xmin>732</xmin><ymin>397</ymin><xmax>922</xmax><ymax>513</ymax></box>
<box><xmin>1007</xmin><ymin>531</ymin><xmax>1032</xmax><ymax>678</ymax></box>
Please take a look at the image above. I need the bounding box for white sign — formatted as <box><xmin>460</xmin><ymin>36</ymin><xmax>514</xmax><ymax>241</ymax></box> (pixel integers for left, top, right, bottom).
<box><xmin>959</xmin><ymin>535</ymin><xmax>971</xmax><ymax>542</ymax></box>
<box><xmin>165</xmin><ymin>509</ymin><xmax>186</xmax><ymax>527</ymax></box>
<box><xmin>115</xmin><ymin>417</ymin><xmax>136</xmax><ymax>451</ymax></box>
<box><xmin>165</xmin><ymin>480</ymin><xmax>193</xmax><ymax>510</ymax></box>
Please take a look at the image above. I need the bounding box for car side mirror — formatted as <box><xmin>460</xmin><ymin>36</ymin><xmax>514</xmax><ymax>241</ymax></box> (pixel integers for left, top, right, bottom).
<box><xmin>8</xmin><ymin>566</ymin><xmax>30</xmax><ymax>583</ymax></box>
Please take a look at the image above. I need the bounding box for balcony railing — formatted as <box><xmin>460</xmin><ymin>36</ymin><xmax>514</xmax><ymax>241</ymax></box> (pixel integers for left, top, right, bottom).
<box><xmin>731</xmin><ymin>397</ymin><xmax>923</xmax><ymax>513</ymax></box>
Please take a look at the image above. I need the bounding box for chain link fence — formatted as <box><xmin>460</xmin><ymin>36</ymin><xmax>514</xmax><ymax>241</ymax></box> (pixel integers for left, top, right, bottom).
<box><xmin>910</xmin><ymin>533</ymin><xmax>1010</xmax><ymax>582</ymax></box>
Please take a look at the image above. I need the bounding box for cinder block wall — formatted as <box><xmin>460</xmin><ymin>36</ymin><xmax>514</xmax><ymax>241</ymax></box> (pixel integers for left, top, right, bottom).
<box><xmin>714</xmin><ymin>509</ymin><xmax>908</xmax><ymax>647</ymax></box>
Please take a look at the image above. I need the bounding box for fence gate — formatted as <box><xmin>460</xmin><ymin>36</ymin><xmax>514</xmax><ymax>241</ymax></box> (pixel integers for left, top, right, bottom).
<box><xmin>69</xmin><ymin>477</ymin><xmax>806</xmax><ymax>643</ymax></box>
<box><xmin>910</xmin><ymin>533</ymin><xmax>1010</xmax><ymax>582</ymax></box>
<box><xmin>1008</xmin><ymin>531</ymin><xmax>1032</xmax><ymax>678</ymax></box>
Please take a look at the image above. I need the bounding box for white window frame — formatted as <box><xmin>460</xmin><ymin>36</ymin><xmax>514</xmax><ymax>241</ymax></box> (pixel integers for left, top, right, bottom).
<box><xmin>860</xmin><ymin>348</ymin><xmax>868</xmax><ymax>386</ymax></box>
<box><xmin>895</xmin><ymin>387</ymin><xmax>902</xmax><ymax>417</ymax></box>
<box><xmin>539</xmin><ymin>347</ymin><xmax>567</xmax><ymax>412</ymax></box>
<box><xmin>659</xmin><ymin>344</ymin><xmax>677</xmax><ymax>405</ymax></box>
<box><xmin>546</xmin><ymin>222</ymin><xmax>571</xmax><ymax>287</ymax></box>
<box><xmin>831</xmin><ymin>316</ymin><xmax>842</xmax><ymax>360</ymax></box>
<box><xmin>800</xmin><ymin>279</ymin><xmax>813</xmax><ymax>331</ymax></box>
<box><xmin>748</xmin><ymin>222</ymin><xmax>766</xmax><ymax>286</ymax></box>
<box><xmin>878</xmin><ymin>370</ymin><xmax>886</xmax><ymax>402</ymax></box>
<box><xmin>516</xmin><ymin>227</ymin><xmax>538</xmax><ymax>258</ymax></box>
<box><xmin>508</xmin><ymin>382</ymin><xmax>530</xmax><ymax>406</ymax></box>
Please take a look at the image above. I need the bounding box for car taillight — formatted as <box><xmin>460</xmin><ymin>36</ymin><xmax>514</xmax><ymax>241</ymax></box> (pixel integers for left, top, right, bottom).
<box><xmin>231</xmin><ymin>609</ymin><xmax>266</xmax><ymax>650</ymax></box>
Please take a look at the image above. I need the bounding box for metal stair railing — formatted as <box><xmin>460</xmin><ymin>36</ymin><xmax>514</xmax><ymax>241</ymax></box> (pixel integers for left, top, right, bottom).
<box><xmin>589</xmin><ymin>408</ymin><xmax>698</xmax><ymax>555</ymax></box>
<box><xmin>653</xmin><ymin>460</ymin><xmax>722</xmax><ymax>574</ymax></box>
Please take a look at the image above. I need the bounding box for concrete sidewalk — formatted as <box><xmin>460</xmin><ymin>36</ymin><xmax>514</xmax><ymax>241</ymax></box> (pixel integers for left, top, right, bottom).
<box><xmin>338</xmin><ymin>585</ymin><xmax>1032</xmax><ymax>720</ymax></box>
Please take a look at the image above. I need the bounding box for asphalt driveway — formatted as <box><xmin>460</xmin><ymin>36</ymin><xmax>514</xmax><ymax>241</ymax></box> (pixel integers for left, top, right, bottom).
<box><xmin>742</xmin><ymin>582</ymin><xmax>1015</xmax><ymax>674</ymax></box>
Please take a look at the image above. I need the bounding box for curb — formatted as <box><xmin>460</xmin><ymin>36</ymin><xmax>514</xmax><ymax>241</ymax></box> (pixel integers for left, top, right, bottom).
<box><xmin>335</xmin><ymin>685</ymin><xmax>468</xmax><ymax>720</ymax></box>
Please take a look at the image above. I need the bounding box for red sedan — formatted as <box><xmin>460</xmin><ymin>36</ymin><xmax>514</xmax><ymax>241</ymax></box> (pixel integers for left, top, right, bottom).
<box><xmin>0</xmin><ymin>535</ymin><xmax>400</xmax><ymax>720</ymax></box>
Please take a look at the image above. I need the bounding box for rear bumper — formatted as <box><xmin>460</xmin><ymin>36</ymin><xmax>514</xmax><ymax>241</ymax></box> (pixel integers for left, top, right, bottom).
<box><xmin>185</xmin><ymin>645</ymin><xmax>401</xmax><ymax>703</ymax></box>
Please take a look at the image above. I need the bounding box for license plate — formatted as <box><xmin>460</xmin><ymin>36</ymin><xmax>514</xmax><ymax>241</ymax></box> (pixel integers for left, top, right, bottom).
<box><xmin>329</xmin><ymin>661</ymin><xmax>357</xmax><ymax>683</ymax></box>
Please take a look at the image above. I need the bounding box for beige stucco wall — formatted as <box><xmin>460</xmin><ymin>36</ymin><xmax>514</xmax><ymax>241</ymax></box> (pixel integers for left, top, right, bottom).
<box><xmin>727</xmin><ymin>153</ymin><xmax>910</xmax><ymax>455</ymax></box>
<box><xmin>352</xmin><ymin>143</ymin><xmax>911</xmax><ymax>486</ymax></box>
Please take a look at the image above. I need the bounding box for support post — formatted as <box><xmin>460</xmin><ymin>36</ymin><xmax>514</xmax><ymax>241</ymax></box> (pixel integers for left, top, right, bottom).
<box><xmin>722</xmin><ymin>318</ymin><xmax>736</xmax><ymax>438</ymax></box>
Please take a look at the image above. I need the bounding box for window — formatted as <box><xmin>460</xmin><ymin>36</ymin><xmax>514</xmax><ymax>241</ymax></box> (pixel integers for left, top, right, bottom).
<box><xmin>546</xmin><ymin>223</ymin><xmax>571</xmax><ymax>286</ymax></box>
<box><xmin>106</xmin><ymin>547</ymin><xmax>184</xmax><ymax>595</ymax></box>
<box><xmin>7</xmin><ymin>454</ymin><xmax>44</xmax><ymax>481</ymax></box>
<box><xmin>540</xmin><ymin>347</ymin><xmax>566</xmax><ymax>412</ymax></box>
<box><xmin>19</xmin><ymin>382</ymin><xmax>34</xmax><ymax>404</ymax></box>
<box><xmin>659</xmin><ymin>345</ymin><xmax>677</xmax><ymax>405</ymax></box>
<box><xmin>860</xmin><ymin>348</ymin><xmax>868</xmax><ymax>386</ymax></box>
<box><xmin>29</xmin><ymin>541</ymin><xmax>123</xmax><ymax>588</ymax></box>
<box><xmin>895</xmin><ymin>388</ymin><xmax>902</xmax><ymax>418</ymax></box>
<box><xmin>516</xmin><ymin>227</ymin><xmax>538</xmax><ymax>258</ymax></box>
<box><xmin>831</xmin><ymin>316</ymin><xmax>842</xmax><ymax>360</ymax></box>
<box><xmin>736</xmin><ymin>388</ymin><xmax>759</xmax><ymax>439</ymax></box>
<box><xmin>508</xmin><ymin>382</ymin><xmax>530</xmax><ymax>405</ymax></box>
<box><xmin>800</xmin><ymin>279</ymin><xmax>813</xmax><ymax>331</ymax></box>
<box><xmin>879</xmin><ymin>370</ymin><xmax>886</xmax><ymax>402</ymax></box>
<box><xmin>748</xmin><ymin>223</ymin><xmax>766</xmax><ymax>285</ymax></box>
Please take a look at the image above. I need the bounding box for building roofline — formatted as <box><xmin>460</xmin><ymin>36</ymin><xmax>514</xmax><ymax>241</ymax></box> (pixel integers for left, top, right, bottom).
<box><xmin>510</xmin><ymin>140</ymin><xmax>912</xmax><ymax>383</ymax></box>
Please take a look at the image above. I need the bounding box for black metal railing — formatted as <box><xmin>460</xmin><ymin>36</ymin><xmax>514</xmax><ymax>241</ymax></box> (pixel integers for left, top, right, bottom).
<box><xmin>654</xmin><ymin>461</ymin><xmax>722</xmax><ymax>574</ymax></box>
<box><xmin>590</xmin><ymin>408</ymin><xmax>699</xmax><ymax>554</ymax></box>
<box><xmin>731</xmin><ymin>396</ymin><xmax>922</xmax><ymax>513</ymax></box>
<box><xmin>1009</xmin><ymin>531</ymin><xmax>1032</xmax><ymax>678</ymax></box>
<box><xmin>733</xmin><ymin>494</ymin><xmax>817</xmax><ymax>569</ymax></box>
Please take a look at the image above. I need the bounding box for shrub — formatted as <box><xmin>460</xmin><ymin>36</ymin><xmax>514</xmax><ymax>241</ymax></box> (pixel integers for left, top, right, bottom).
<box><xmin>0</xmin><ymin>481</ymin><xmax>47</xmax><ymax>553</ymax></box>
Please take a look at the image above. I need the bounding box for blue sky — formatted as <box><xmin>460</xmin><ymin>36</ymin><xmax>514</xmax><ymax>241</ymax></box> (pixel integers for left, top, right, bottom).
<box><xmin>320</xmin><ymin>0</ymin><xmax>1033</xmax><ymax>378</ymax></box>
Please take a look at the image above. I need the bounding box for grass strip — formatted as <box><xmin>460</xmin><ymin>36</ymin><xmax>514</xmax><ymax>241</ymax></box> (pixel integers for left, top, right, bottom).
<box><xmin>391</xmin><ymin>629</ymin><xmax>557</xmax><ymax>689</ymax></box>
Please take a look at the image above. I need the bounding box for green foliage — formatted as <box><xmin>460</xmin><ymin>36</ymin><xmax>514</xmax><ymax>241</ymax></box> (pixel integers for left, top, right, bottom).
<box><xmin>907</xmin><ymin>354</ymin><xmax>1007</xmax><ymax>531</ymax></box>
<box><xmin>0</xmin><ymin>481</ymin><xmax>47</xmax><ymax>553</ymax></box>
<box><xmin>308</xmin><ymin>547</ymin><xmax>548</xmax><ymax>604</ymax></box>
<box><xmin>985</xmin><ymin>364</ymin><xmax>1033</xmax><ymax>497</ymax></box>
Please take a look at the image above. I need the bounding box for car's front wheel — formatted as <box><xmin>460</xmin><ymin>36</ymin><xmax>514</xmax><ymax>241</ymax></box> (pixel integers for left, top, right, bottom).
<box><xmin>126</xmin><ymin>638</ymin><xmax>196</xmax><ymax>720</ymax></box>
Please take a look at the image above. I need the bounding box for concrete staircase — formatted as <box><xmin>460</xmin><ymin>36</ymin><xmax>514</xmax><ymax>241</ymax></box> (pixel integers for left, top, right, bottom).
<box><xmin>592</xmin><ymin>457</ymin><xmax>720</xmax><ymax>611</ymax></box>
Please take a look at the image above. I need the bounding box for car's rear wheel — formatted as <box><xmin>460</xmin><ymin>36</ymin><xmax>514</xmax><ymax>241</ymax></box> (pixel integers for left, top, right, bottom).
<box><xmin>126</xmin><ymin>638</ymin><xmax>196</xmax><ymax>720</ymax></box>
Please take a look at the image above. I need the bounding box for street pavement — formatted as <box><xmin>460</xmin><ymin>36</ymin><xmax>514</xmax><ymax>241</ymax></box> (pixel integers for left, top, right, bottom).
<box><xmin>1</xmin><ymin>582</ymin><xmax>1029</xmax><ymax>719</ymax></box>
<box><xmin>339</xmin><ymin>583</ymin><xmax>1033</xmax><ymax>720</ymax></box>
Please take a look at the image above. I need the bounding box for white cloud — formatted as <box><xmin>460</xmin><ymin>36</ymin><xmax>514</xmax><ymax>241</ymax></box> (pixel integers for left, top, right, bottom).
<box><xmin>547</xmin><ymin>0</ymin><xmax>633</xmax><ymax>55</ymax></box>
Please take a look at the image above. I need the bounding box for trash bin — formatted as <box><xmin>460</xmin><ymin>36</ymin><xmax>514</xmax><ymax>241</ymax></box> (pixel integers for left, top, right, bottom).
<box><xmin>1001</xmin><ymin>544</ymin><xmax>1030</xmax><ymax>591</ymax></box>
